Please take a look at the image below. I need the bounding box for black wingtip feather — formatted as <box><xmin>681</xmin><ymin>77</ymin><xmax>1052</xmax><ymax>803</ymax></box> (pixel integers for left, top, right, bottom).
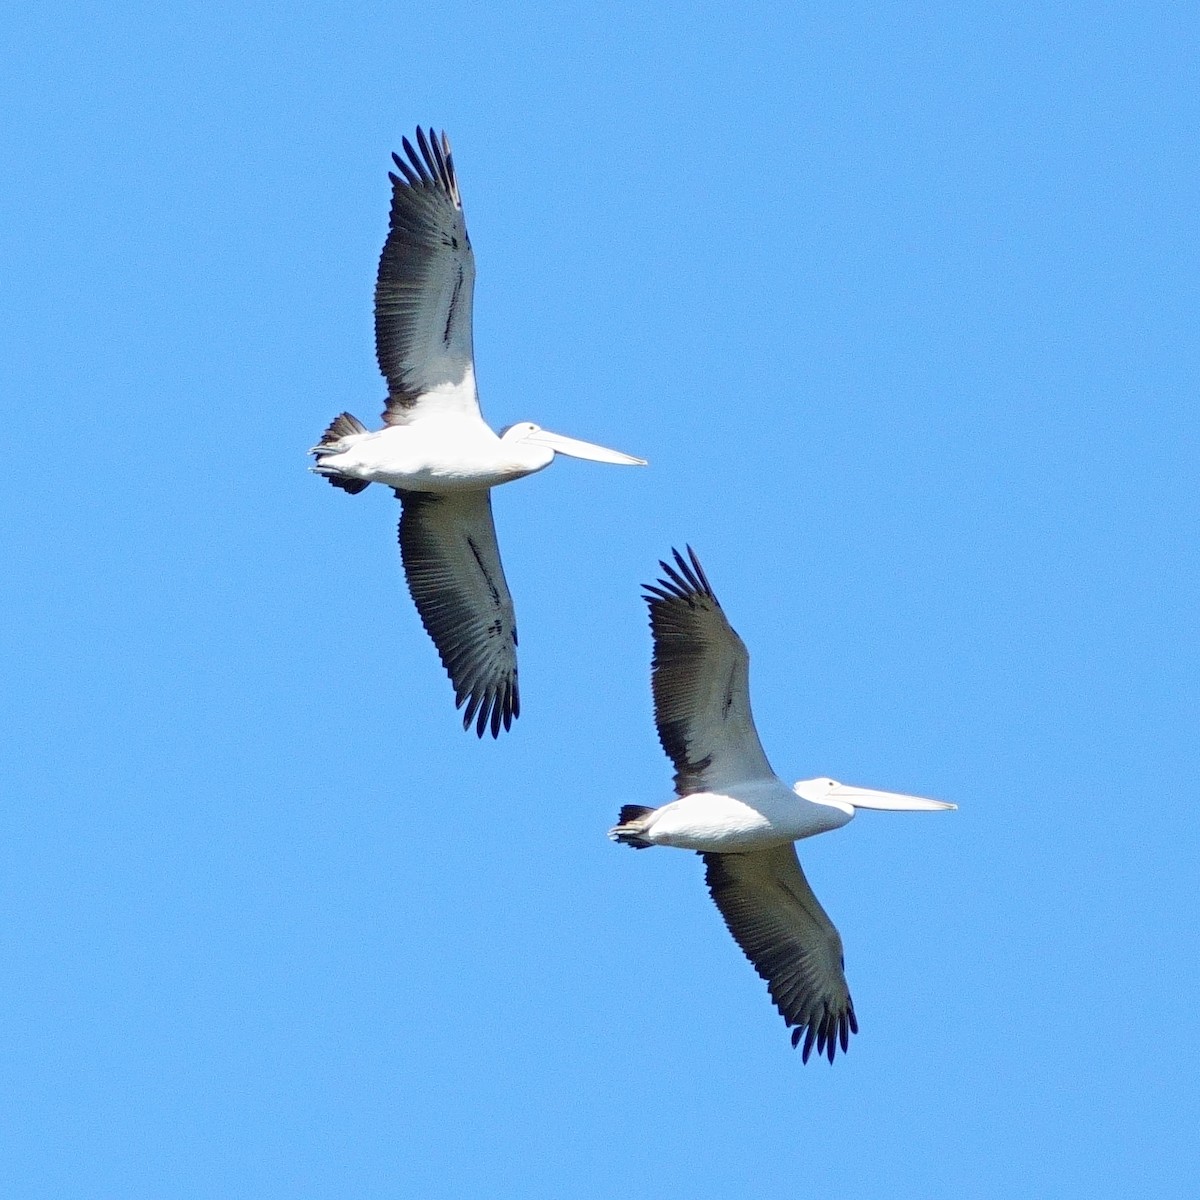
<box><xmin>390</xmin><ymin>156</ymin><xmax>420</xmax><ymax>187</ymax></box>
<box><xmin>428</xmin><ymin>128</ymin><xmax>448</xmax><ymax>187</ymax></box>
<box><xmin>643</xmin><ymin>546</ymin><xmax>720</xmax><ymax>609</ymax></box>
<box><xmin>785</xmin><ymin>1008</ymin><xmax>856</xmax><ymax>1063</ymax></box>
<box><xmin>400</xmin><ymin>135</ymin><xmax>429</xmax><ymax>182</ymax></box>
<box><xmin>461</xmin><ymin>691</ymin><xmax>483</xmax><ymax>730</ymax></box>
<box><xmin>457</xmin><ymin>682</ymin><xmax>516</xmax><ymax>739</ymax></box>
<box><xmin>389</xmin><ymin>149</ymin><xmax>421</xmax><ymax>186</ymax></box>
<box><xmin>801</xmin><ymin>1023</ymin><xmax>817</xmax><ymax>1063</ymax></box>
<box><xmin>658</xmin><ymin>558</ymin><xmax>690</xmax><ymax>594</ymax></box>
<box><xmin>670</xmin><ymin>548</ymin><xmax>699</xmax><ymax>590</ymax></box>
<box><xmin>386</xmin><ymin>127</ymin><xmax>461</xmax><ymax>216</ymax></box>
<box><xmin>415</xmin><ymin>126</ymin><xmax>434</xmax><ymax>177</ymax></box>
<box><xmin>685</xmin><ymin>545</ymin><xmax>715</xmax><ymax>596</ymax></box>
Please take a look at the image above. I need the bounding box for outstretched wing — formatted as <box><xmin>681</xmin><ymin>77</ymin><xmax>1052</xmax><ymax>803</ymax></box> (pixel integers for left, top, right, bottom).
<box><xmin>703</xmin><ymin>844</ymin><xmax>857</xmax><ymax>1062</ymax></box>
<box><xmin>644</xmin><ymin>547</ymin><xmax>774</xmax><ymax>795</ymax></box>
<box><xmin>396</xmin><ymin>489</ymin><xmax>519</xmax><ymax>737</ymax></box>
<box><xmin>375</xmin><ymin>128</ymin><xmax>479</xmax><ymax>424</ymax></box>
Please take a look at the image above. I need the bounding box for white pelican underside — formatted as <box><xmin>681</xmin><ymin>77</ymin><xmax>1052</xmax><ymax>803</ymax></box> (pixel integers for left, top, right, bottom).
<box><xmin>610</xmin><ymin>548</ymin><xmax>953</xmax><ymax>1061</ymax></box>
<box><xmin>310</xmin><ymin>128</ymin><xmax>642</xmax><ymax>736</ymax></box>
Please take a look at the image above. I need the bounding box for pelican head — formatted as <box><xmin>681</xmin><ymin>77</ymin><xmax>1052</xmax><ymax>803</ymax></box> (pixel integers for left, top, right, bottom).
<box><xmin>500</xmin><ymin>422</ymin><xmax>647</xmax><ymax>466</ymax></box>
<box><xmin>794</xmin><ymin>776</ymin><xmax>956</xmax><ymax>815</ymax></box>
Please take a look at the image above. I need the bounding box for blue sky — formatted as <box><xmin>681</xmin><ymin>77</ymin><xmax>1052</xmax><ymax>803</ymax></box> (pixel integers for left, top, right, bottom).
<box><xmin>3</xmin><ymin>1</ymin><xmax>1198</xmax><ymax>1195</ymax></box>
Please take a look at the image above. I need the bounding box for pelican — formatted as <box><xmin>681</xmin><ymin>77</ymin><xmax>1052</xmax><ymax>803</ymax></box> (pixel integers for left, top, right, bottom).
<box><xmin>610</xmin><ymin>549</ymin><xmax>954</xmax><ymax>1062</ymax></box>
<box><xmin>311</xmin><ymin>128</ymin><xmax>645</xmax><ymax>737</ymax></box>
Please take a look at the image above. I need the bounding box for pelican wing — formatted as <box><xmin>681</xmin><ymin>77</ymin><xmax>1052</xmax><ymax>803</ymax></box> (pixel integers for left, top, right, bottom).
<box><xmin>644</xmin><ymin>548</ymin><xmax>774</xmax><ymax>795</ymax></box>
<box><xmin>375</xmin><ymin>128</ymin><xmax>479</xmax><ymax>424</ymax></box>
<box><xmin>703</xmin><ymin>844</ymin><xmax>857</xmax><ymax>1062</ymax></box>
<box><xmin>396</xmin><ymin>489</ymin><xmax>519</xmax><ymax>737</ymax></box>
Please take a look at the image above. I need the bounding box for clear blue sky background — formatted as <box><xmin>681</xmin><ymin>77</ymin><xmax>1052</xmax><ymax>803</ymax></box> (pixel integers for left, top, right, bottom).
<box><xmin>3</xmin><ymin>2</ymin><xmax>1197</xmax><ymax>1196</ymax></box>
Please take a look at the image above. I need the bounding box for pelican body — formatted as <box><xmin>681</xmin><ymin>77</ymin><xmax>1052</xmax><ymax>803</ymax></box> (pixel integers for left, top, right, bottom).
<box><xmin>611</xmin><ymin>549</ymin><xmax>954</xmax><ymax>1062</ymax></box>
<box><xmin>311</xmin><ymin>129</ymin><xmax>644</xmax><ymax>737</ymax></box>
<box><xmin>628</xmin><ymin>778</ymin><xmax>851</xmax><ymax>851</ymax></box>
<box><xmin>317</xmin><ymin>414</ymin><xmax>630</xmax><ymax>494</ymax></box>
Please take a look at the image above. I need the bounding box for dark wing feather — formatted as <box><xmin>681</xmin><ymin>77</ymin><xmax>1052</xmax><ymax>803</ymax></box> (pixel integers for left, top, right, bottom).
<box><xmin>396</xmin><ymin>489</ymin><xmax>519</xmax><ymax>737</ymax></box>
<box><xmin>645</xmin><ymin>547</ymin><xmax>774</xmax><ymax>794</ymax></box>
<box><xmin>703</xmin><ymin>844</ymin><xmax>857</xmax><ymax>1062</ymax></box>
<box><xmin>375</xmin><ymin>128</ymin><xmax>478</xmax><ymax>423</ymax></box>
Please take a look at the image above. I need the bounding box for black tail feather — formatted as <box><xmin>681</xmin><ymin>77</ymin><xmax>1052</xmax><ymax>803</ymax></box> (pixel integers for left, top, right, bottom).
<box><xmin>319</xmin><ymin>412</ymin><xmax>368</xmax><ymax>444</ymax></box>
<box><xmin>618</xmin><ymin>805</ymin><xmax>654</xmax><ymax>825</ymax></box>
<box><xmin>314</xmin><ymin>412</ymin><xmax>370</xmax><ymax>494</ymax></box>
<box><xmin>611</xmin><ymin>805</ymin><xmax>656</xmax><ymax>849</ymax></box>
<box><xmin>327</xmin><ymin>475</ymin><xmax>369</xmax><ymax>494</ymax></box>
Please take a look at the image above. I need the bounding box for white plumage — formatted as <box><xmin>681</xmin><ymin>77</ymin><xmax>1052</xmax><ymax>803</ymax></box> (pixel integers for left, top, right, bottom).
<box><xmin>311</xmin><ymin>128</ymin><xmax>644</xmax><ymax>736</ymax></box>
<box><xmin>611</xmin><ymin>548</ymin><xmax>954</xmax><ymax>1062</ymax></box>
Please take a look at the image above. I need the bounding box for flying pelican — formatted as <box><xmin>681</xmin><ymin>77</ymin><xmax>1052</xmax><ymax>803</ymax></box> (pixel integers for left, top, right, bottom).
<box><xmin>311</xmin><ymin>128</ymin><xmax>645</xmax><ymax>737</ymax></box>
<box><xmin>610</xmin><ymin>548</ymin><xmax>954</xmax><ymax>1061</ymax></box>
